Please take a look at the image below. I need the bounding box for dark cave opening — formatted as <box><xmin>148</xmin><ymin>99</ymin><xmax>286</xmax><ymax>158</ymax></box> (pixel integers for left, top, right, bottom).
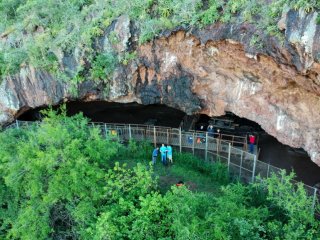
<box><xmin>193</xmin><ymin>112</ymin><xmax>320</xmax><ymax>186</ymax></box>
<box><xmin>17</xmin><ymin>101</ymin><xmax>186</xmax><ymax>128</ymax></box>
<box><xmin>194</xmin><ymin>112</ymin><xmax>263</xmax><ymax>136</ymax></box>
<box><xmin>17</xmin><ymin>102</ymin><xmax>320</xmax><ymax>186</ymax></box>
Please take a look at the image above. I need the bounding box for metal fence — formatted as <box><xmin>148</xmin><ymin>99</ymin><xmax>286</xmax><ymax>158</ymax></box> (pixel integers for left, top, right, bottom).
<box><xmin>3</xmin><ymin>120</ymin><xmax>319</xmax><ymax>215</ymax></box>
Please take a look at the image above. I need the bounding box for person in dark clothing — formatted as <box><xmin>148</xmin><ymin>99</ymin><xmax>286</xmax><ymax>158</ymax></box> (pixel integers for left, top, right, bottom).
<box><xmin>187</xmin><ymin>135</ymin><xmax>193</xmax><ymax>144</ymax></box>
<box><xmin>152</xmin><ymin>147</ymin><xmax>159</xmax><ymax>165</ymax></box>
<box><xmin>207</xmin><ymin>125</ymin><xmax>215</xmax><ymax>137</ymax></box>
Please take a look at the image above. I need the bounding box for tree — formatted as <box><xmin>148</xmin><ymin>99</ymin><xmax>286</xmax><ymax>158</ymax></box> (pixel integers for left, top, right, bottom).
<box><xmin>0</xmin><ymin>107</ymin><xmax>119</xmax><ymax>239</ymax></box>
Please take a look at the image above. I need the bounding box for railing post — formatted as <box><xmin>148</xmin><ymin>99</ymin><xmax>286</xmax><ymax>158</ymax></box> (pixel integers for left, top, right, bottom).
<box><xmin>239</xmin><ymin>150</ymin><xmax>243</xmax><ymax>178</ymax></box>
<box><xmin>192</xmin><ymin>132</ymin><xmax>195</xmax><ymax>155</ymax></box>
<box><xmin>167</xmin><ymin>129</ymin><xmax>169</xmax><ymax>144</ymax></box>
<box><xmin>15</xmin><ymin>120</ymin><xmax>19</xmax><ymax>129</ymax></box>
<box><xmin>179</xmin><ymin>128</ymin><xmax>182</xmax><ymax>153</ymax></box>
<box><xmin>205</xmin><ymin>132</ymin><xmax>208</xmax><ymax>161</ymax></box>
<box><xmin>153</xmin><ymin>126</ymin><xmax>156</xmax><ymax>147</ymax></box>
<box><xmin>104</xmin><ymin>123</ymin><xmax>107</xmax><ymax>139</ymax></box>
<box><xmin>267</xmin><ymin>163</ymin><xmax>270</xmax><ymax>178</ymax></box>
<box><xmin>312</xmin><ymin>188</ymin><xmax>317</xmax><ymax>214</ymax></box>
<box><xmin>252</xmin><ymin>154</ymin><xmax>257</xmax><ymax>182</ymax></box>
<box><xmin>227</xmin><ymin>143</ymin><xmax>231</xmax><ymax>172</ymax></box>
<box><xmin>128</xmin><ymin>124</ymin><xmax>132</xmax><ymax>140</ymax></box>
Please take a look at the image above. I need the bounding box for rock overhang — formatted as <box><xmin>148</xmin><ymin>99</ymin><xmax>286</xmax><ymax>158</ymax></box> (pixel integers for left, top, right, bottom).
<box><xmin>1</xmin><ymin>11</ymin><xmax>320</xmax><ymax>166</ymax></box>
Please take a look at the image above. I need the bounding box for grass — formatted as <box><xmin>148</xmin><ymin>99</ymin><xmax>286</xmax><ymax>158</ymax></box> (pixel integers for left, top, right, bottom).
<box><xmin>115</xmin><ymin>144</ymin><xmax>230</xmax><ymax>195</ymax></box>
<box><xmin>158</xmin><ymin>163</ymin><xmax>223</xmax><ymax>194</ymax></box>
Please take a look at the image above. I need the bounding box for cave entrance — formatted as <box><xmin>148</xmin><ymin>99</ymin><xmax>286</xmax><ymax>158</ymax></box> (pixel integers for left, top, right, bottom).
<box><xmin>191</xmin><ymin>112</ymin><xmax>320</xmax><ymax>186</ymax></box>
<box><xmin>18</xmin><ymin>103</ymin><xmax>320</xmax><ymax>186</ymax></box>
<box><xmin>17</xmin><ymin>101</ymin><xmax>186</xmax><ymax>128</ymax></box>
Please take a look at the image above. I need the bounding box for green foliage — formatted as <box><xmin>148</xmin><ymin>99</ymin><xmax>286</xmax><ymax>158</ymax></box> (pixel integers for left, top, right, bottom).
<box><xmin>120</xmin><ymin>51</ymin><xmax>137</xmax><ymax>66</ymax></box>
<box><xmin>90</xmin><ymin>52</ymin><xmax>117</xmax><ymax>83</ymax></box>
<box><xmin>174</xmin><ymin>152</ymin><xmax>229</xmax><ymax>184</ymax></box>
<box><xmin>93</xmin><ymin>162</ymin><xmax>158</xmax><ymax>239</ymax></box>
<box><xmin>120</xmin><ymin>139</ymin><xmax>154</xmax><ymax>161</ymax></box>
<box><xmin>198</xmin><ymin>0</ymin><xmax>220</xmax><ymax>26</ymax></box>
<box><xmin>250</xmin><ymin>34</ymin><xmax>264</xmax><ymax>49</ymax></box>
<box><xmin>0</xmin><ymin>0</ymin><xmax>319</xmax><ymax>83</ymax></box>
<box><xmin>262</xmin><ymin>171</ymin><xmax>319</xmax><ymax>239</ymax></box>
<box><xmin>108</xmin><ymin>31</ymin><xmax>120</xmax><ymax>45</ymax></box>
<box><xmin>0</xmin><ymin>107</ymin><xmax>119</xmax><ymax>239</ymax></box>
<box><xmin>0</xmin><ymin>49</ymin><xmax>28</xmax><ymax>77</ymax></box>
<box><xmin>0</xmin><ymin>112</ymin><xmax>319</xmax><ymax>239</ymax></box>
<box><xmin>291</xmin><ymin>0</ymin><xmax>318</xmax><ymax>12</ymax></box>
<box><xmin>207</xmin><ymin>183</ymin><xmax>268</xmax><ymax>239</ymax></box>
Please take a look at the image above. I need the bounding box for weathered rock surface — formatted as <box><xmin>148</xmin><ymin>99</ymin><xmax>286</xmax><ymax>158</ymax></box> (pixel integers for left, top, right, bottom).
<box><xmin>1</xmin><ymin>10</ymin><xmax>320</xmax><ymax>166</ymax></box>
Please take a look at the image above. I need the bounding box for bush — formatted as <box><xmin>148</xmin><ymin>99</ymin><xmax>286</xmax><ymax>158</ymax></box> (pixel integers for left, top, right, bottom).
<box><xmin>0</xmin><ymin>111</ymin><xmax>319</xmax><ymax>239</ymax></box>
<box><xmin>121</xmin><ymin>139</ymin><xmax>154</xmax><ymax>161</ymax></box>
<box><xmin>90</xmin><ymin>52</ymin><xmax>117</xmax><ymax>82</ymax></box>
<box><xmin>0</xmin><ymin>107</ymin><xmax>119</xmax><ymax>239</ymax></box>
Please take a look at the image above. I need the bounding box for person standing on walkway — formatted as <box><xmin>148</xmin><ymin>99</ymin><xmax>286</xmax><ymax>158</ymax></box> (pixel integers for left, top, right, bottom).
<box><xmin>152</xmin><ymin>147</ymin><xmax>159</xmax><ymax>165</ymax></box>
<box><xmin>249</xmin><ymin>134</ymin><xmax>256</xmax><ymax>154</ymax></box>
<box><xmin>167</xmin><ymin>145</ymin><xmax>173</xmax><ymax>164</ymax></box>
<box><xmin>187</xmin><ymin>135</ymin><xmax>193</xmax><ymax>144</ymax></box>
<box><xmin>207</xmin><ymin>125</ymin><xmax>215</xmax><ymax>138</ymax></box>
<box><xmin>160</xmin><ymin>144</ymin><xmax>167</xmax><ymax>166</ymax></box>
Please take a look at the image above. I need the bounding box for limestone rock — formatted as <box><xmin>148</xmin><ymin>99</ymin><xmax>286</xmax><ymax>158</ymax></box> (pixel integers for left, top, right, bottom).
<box><xmin>113</xmin><ymin>15</ymin><xmax>131</xmax><ymax>53</ymax></box>
<box><xmin>1</xmin><ymin>11</ymin><xmax>320</xmax><ymax>167</ymax></box>
<box><xmin>278</xmin><ymin>5</ymin><xmax>290</xmax><ymax>31</ymax></box>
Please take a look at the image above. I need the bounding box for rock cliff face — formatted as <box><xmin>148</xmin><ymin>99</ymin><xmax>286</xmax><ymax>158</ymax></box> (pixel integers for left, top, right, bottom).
<box><xmin>1</xmin><ymin>10</ymin><xmax>320</xmax><ymax>165</ymax></box>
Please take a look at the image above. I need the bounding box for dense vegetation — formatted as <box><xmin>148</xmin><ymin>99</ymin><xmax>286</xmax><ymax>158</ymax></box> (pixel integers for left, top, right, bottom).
<box><xmin>0</xmin><ymin>109</ymin><xmax>319</xmax><ymax>239</ymax></box>
<box><xmin>0</xmin><ymin>0</ymin><xmax>319</xmax><ymax>86</ymax></box>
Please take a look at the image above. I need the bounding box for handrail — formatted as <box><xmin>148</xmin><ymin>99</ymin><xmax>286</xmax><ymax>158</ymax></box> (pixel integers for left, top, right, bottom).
<box><xmin>188</xmin><ymin>130</ymin><xmax>247</xmax><ymax>147</ymax></box>
<box><xmin>13</xmin><ymin>120</ymin><xmax>245</xmax><ymax>147</ymax></box>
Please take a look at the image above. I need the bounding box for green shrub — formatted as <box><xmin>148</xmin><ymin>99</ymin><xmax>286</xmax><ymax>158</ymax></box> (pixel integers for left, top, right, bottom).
<box><xmin>0</xmin><ymin>107</ymin><xmax>120</xmax><ymax>239</ymax></box>
<box><xmin>198</xmin><ymin>2</ymin><xmax>220</xmax><ymax>26</ymax></box>
<box><xmin>90</xmin><ymin>52</ymin><xmax>117</xmax><ymax>82</ymax></box>
<box><xmin>0</xmin><ymin>110</ymin><xmax>319</xmax><ymax>239</ymax></box>
<box><xmin>127</xmin><ymin>139</ymin><xmax>154</xmax><ymax>161</ymax></box>
<box><xmin>120</xmin><ymin>51</ymin><xmax>137</xmax><ymax>66</ymax></box>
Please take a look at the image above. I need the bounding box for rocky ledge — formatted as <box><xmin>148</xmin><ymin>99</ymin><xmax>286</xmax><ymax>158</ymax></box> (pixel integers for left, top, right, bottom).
<box><xmin>1</xmin><ymin>10</ymin><xmax>320</xmax><ymax>166</ymax></box>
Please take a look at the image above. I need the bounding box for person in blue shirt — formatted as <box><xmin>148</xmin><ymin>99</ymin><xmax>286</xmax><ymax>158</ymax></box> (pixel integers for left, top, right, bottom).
<box><xmin>160</xmin><ymin>144</ymin><xmax>167</xmax><ymax>166</ymax></box>
<box><xmin>167</xmin><ymin>145</ymin><xmax>173</xmax><ymax>163</ymax></box>
<box><xmin>152</xmin><ymin>147</ymin><xmax>159</xmax><ymax>165</ymax></box>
